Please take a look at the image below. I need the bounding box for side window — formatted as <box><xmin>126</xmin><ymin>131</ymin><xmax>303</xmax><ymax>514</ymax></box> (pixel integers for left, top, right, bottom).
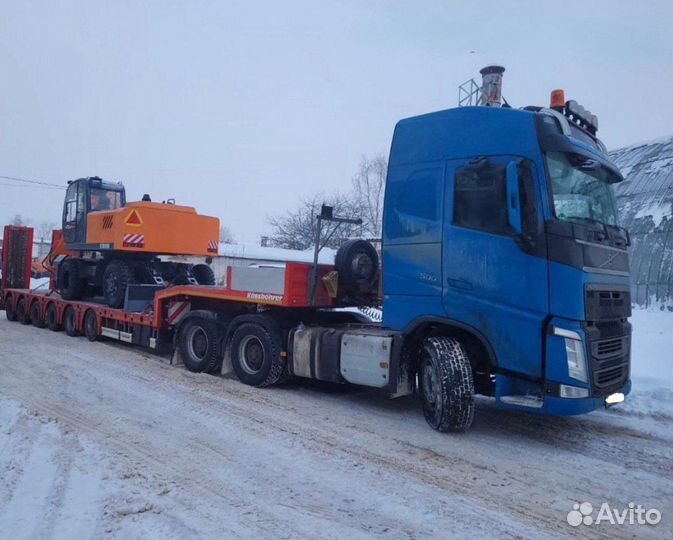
<box><xmin>386</xmin><ymin>166</ymin><xmax>443</xmax><ymax>242</ymax></box>
<box><xmin>64</xmin><ymin>183</ymin><xmax>79</xmax><ymax>223</ymax></box>
<box><xmin>454</xmin><ymin>160</ymin><xmax>509</xmax><ymax>234</ymax></box>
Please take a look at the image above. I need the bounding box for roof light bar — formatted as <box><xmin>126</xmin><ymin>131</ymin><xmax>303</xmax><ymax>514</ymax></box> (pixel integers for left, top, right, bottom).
<box><xmin>564</xmin><ymin>99</ymin><xmax>598</xmax><ymax>135</ymax></box>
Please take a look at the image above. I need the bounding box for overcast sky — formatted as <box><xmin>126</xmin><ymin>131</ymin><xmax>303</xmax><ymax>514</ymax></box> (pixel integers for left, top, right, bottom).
<box><xmin>1</xmin><ymin>0</ymin><xmax>671</xmax><ymax>243</ymax></box>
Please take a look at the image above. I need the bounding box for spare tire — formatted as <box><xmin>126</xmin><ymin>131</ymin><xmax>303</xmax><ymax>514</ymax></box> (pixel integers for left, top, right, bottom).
<box><xmin>191</xmin><ymin>264</ymin><xmax>216</xmax><ymax>286</ymax></box>
<box><xmin>335</xmin><ymin>239</ymin><xmax>379</xmax><ymax>290</ymax></box>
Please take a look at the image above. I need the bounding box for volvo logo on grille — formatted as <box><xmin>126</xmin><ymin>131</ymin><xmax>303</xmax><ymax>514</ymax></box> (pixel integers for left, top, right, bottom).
<box><xmin>598</xmin><ymin>251</ymin><xmax>620</xmax><ymax>269</ymax></box>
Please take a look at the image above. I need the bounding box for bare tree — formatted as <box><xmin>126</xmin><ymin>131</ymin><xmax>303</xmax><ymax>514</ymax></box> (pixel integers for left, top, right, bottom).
<box><xmin>267</xmin><ymin>193</ymin><xmax>362</xmax><ymax>250</ymax></box>
<box><xmin>219</xmin><ymin>225</ymin><xmax>235</xmax><ymax>244</ymax></box>
<box><xmin>11</xmin><ymin>214</ymin><xmax>25</xmax><ymax>226</ymax></box>
<box><xmin>36</xmin><ymin>221</ymin><xmax>58</xmax><ymax>242</ymax></box>
<box><xmin>353</xmin><ymin>154</ymin><xmax>387</xmax><ymax>238</ymax></box>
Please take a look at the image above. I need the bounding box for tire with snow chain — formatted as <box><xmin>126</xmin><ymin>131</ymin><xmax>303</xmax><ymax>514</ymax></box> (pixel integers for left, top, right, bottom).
<box><xmin>418</xmin><ymin>336</ymin><xmax>475</xmax><ymax>432</ymax></box>
<box><xmin>191</xmin><ymin>264</ymin><xmax>215</xmax><ymax>286</ymax></box>
<box><xmin>177</xmin><ymin>312</ymin><xmax>221</xmax><ymax>374</ymax></box>
<box><xmin>230</xmin><ymin>317</ymin><xmax>286</xmax><ymax>387</ymax></box>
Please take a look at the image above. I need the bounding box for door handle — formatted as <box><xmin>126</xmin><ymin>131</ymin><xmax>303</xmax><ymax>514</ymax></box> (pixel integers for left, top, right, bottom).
<box><xmin>447</xmin><ymin>278</ymin><xmax>473</xmax><ymax>291</ymax></box>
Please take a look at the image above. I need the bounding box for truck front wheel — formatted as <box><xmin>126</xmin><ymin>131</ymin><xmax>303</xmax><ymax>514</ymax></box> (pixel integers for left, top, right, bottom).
<box><xmin>418</xmin><ymin>337</ymin><xmax>475</xmax><ymax>432</ymax></box>
<box><xmin>230</xmin><ymin>319</ymin><xmax>285</xmax><ymax>387</ymax></box>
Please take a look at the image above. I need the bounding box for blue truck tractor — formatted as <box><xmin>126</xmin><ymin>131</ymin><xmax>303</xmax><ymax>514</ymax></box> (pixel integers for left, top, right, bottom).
<box><xmin>1</xmin><ymin>67</ymin><xmax>631</xmax><ymax>433</ymax></box>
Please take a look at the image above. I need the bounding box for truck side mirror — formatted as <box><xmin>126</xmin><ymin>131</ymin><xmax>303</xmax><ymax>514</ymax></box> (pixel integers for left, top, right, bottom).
<box><xmin>506</xmin><ymin>161</ymin><xmax>522</xmax><ymax>234</ymax></box>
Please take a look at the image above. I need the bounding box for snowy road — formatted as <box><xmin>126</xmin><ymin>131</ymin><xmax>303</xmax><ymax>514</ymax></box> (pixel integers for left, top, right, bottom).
<box><xmin>0</xmin><ymin>311</ymin><xmax>671</xmax><ymax>539</ymax></box>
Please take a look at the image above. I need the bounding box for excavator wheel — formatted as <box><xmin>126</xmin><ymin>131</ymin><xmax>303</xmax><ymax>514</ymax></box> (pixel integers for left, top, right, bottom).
<box><xmin>102</xmin><ymin>260</ymin><xmax>134</xmax><ymax>308</ymax></box>
<box><xmin>191</xmin><ymin>264</ymin><xmax>216</xmax><ymax>286</ymax></box>
<box><xmin>58</xmin><ymin>258</ymin><xmax>84</xmax><ymax>301</ymax></box>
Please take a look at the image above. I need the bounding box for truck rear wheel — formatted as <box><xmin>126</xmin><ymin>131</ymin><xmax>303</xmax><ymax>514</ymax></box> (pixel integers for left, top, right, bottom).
<box><xmin>177</xmin><ymin>312</ymin><xmax>221</xmax><ymax>374</ymax></box>
<box><xmin>418</xmin><ymin>337</ymin><xmax>475</xmax><ymax>432</ymax></box>
<box><xmin>58</xmin><ymin>258</ymin><xmax>84</xmax><ymax>300</ymax></box>
<box><xmin>16</xmin><ymin>297</ymin><xmax>30</xmax><ymax>325</ymax></box>
<box><xmin>30</xmin><ymin>302</ymin><xmax>45</xmax><ymax>328</ymax></box>
<box><xmin>230</xmin><ymin>318</ymin><xmax>286</xmax><ymax>387</ymax></box>
<box><xmin>45</xmin><ymin>303</ymin><xmax>61</xmax><ymax>331</ymax></box>
<box><xmin>103</xmin><ymin>260</ymin><xmax>134</xmax><ymax>308</ymax></box>
<box><xmin>5</xmin><ymin>295</ymin><xmax>17</xmax><ymax>322</ymax></box>
<box><xmin>64</xmin><ymin>306</ymin><xmax>79</xmax><ymax>337</ymax></box>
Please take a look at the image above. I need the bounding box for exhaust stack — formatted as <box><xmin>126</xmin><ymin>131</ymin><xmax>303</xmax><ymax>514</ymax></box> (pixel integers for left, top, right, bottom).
<box><xmin>479</xmin><ymin>65</ymin><xmax>505</xmax><ymax>107</ymax></box>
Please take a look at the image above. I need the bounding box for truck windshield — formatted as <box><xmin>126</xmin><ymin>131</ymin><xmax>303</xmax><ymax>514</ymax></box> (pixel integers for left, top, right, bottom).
<box><xmin>546</xmin><ymin>151</ymin><xmax>620</xmax><ymax>227</ymax></box>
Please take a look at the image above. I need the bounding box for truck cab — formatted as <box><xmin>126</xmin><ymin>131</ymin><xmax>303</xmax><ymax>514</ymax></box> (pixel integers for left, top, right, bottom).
<box><xmin>382</xmin><ymin>100</ymin><xmax>631</xmax><ymax>416</ymax></box>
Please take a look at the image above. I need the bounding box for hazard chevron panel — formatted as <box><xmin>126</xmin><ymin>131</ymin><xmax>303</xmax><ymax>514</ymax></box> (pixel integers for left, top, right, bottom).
<box><xmin>123</xmin><ymin>233</ymin><xmax>145</xmax><ymax>248</ymax></box>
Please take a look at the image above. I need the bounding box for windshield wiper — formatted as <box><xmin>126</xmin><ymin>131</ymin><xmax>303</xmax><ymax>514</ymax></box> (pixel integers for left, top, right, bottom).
<box><xmin>564</xmin><ymin>216</ymin><xmax>608</xmax><ymax>228</ymax></box>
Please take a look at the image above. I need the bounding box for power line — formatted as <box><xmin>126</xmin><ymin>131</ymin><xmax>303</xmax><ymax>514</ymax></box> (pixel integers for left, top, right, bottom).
<box><xmin>0</xmin><ymin>174</ymin><xmax>64</xmax><ymax>189</ymax></box>
<box><xmin>0</xmin><ymin>181</ymin><xmax>63</xmax><ymax>190</ymax></box>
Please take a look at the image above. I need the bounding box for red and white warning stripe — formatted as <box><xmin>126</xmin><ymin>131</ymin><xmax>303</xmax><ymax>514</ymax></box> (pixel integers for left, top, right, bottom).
<box><xmin>207</xmin><ymin>240</ymin><xmax>218</xmax><ymax>253</ymax></box>
<box><xmin>167</xmin><ymin>301</ymin><xmax>191</xmax><ymax>325</ymax></box>
<box><xmin>123</xmin><ymin>233</ymin><xmax>145</xmax><ymax>247</ymax></box>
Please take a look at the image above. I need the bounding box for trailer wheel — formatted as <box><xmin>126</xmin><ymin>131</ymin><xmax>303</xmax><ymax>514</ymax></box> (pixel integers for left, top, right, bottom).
<box><xmin>5</xmin><ymin>295</ymin><xmax>17</xmax><ymax>322</ymax></box>
<box><xmin>177</xmin><ymin>312</ymin><xmax>220</xmax><ymax>374</ymax></box>
<box><xmin>230</xmin><ymin>319</ymin><xmax>285</xmax><ymax>387</ymax></box>
<box><xmin>16</xmin><ymin>297</ymin><xmax>30</xmax><ymax>325</ymax></box>
<box><xmin>45</xmin><ymin>303</ymin><xmax>61</xmax><ymax>331</ymax></box>
<box><xmin>418</xmin><ymin>337</ymin><xmax>475</xmax><ymax>432</ymax></box>
<box><xmin>63</xmin><ymin>306</ymin><xmax>79</xmax><ymax>337</ymax></box>
<box><xmin>191</xmin><ymin>264</ymin><xmax>215</xmax><ymax>286</ymax></box>
<box><xmin>83</xmin><ymin>310</ymin><xmax>98</xmax><ymax>342</ymax></box>
<box><xmin>103</xmin><ymin>260</ymin><xmax>134</xmax><ymax>308</ymax></box>
<box><xmin>30</xmin><ymin>302</ymin><xmax>46</xmax><ymax>328</ymax></box>
<box><xmin>58</xmin><ymin>258</ymin><xmax>84</xmax><ymax>300</ymax></box>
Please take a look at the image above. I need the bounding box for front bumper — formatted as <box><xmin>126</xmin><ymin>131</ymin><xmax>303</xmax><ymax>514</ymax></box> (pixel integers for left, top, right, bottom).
<box><xmin>495</xmin><ymin>376</ymin><xmax>632</xmax><ymax>415</ymax></box>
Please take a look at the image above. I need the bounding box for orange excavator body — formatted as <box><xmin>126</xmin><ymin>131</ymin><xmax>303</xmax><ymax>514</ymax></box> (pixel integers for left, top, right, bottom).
<box><xmin>86</xmin><ymin>201</ymin><xmax>219</xmax><ymax>256</ymax></box>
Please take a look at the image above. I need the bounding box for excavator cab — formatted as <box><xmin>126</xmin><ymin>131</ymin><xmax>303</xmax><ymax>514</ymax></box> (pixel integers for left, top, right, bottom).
<box><xmin>62</xmin><ymin>177</ymin><xmax>125</xmax><ymax>246</ymax></box>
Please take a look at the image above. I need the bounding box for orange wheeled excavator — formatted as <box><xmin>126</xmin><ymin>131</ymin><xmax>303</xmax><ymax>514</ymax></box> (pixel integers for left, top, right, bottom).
<box><xmin>48</xmin><ymin>176</ymin><xmax>219</xmax><ymax>308</ymax></box>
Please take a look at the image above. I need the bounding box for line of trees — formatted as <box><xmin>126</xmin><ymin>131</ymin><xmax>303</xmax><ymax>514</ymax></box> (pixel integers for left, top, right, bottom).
<box><xmin>266</xmin><ymin>154</ymin><xmax>387</xmax><ymax>250</ymax></box>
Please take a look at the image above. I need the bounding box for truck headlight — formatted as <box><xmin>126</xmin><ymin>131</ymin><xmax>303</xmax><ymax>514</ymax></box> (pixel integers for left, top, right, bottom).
<box><xmin>553</xmin><ymin>327</ymin><xmax>588</xmax><ymax>383</ymax></box>
<box><xmin>564</xmin><ymin>337</ymin><xmax>588</xmax><ymax>383</ymax></box>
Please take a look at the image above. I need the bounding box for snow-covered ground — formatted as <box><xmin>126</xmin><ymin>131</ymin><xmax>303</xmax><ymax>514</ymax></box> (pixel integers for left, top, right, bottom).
<box><xmin>0</xmin><ymin>308</ymin><xmax>671</xmax><ymax>539</ymax></box>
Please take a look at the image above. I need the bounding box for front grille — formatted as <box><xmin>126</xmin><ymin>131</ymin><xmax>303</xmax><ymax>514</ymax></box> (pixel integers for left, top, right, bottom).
<box><xmin>584</xmin><ymin>321</ymin><xmax>631</xmax><ymax>395</ymax></box>
<box><xmin>593</xmin><ymin>360</ymin><xmax>629</xmax><ymax>389</ymax></box>
<box><xmin>585</xmin><ymin>286</ymin><xmax>631</xmax><ymax>321</ymax></box>
<box><xmin>592</xmin><ymin>336</ymin><xmax>628</xmax><ymax>360</ymax></box>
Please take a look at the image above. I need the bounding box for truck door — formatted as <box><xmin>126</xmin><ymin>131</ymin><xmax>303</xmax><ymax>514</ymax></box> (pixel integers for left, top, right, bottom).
<box><xmin>442</xmin><ymin>156</ymin><xmax>549</xmax><ymax>378</ymax></box>
<box><xmin>62</xmin><ymin>180</ymin><xmax>87</xmax><ymax>245</ymax></box>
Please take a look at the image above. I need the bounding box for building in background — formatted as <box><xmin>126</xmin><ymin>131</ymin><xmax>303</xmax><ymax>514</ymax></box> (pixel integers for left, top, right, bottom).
<box><xmin>610</xmin><ymin>135</ymin><xmax>673</xmax><ymax>310</ymax></box>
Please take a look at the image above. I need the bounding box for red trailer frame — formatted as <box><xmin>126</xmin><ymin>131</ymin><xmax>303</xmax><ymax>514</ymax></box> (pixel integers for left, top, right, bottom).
<box><xmin>1</xmin><ymin>225</ymin><xmax>341</xmax><ymax>351</ymax></box>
